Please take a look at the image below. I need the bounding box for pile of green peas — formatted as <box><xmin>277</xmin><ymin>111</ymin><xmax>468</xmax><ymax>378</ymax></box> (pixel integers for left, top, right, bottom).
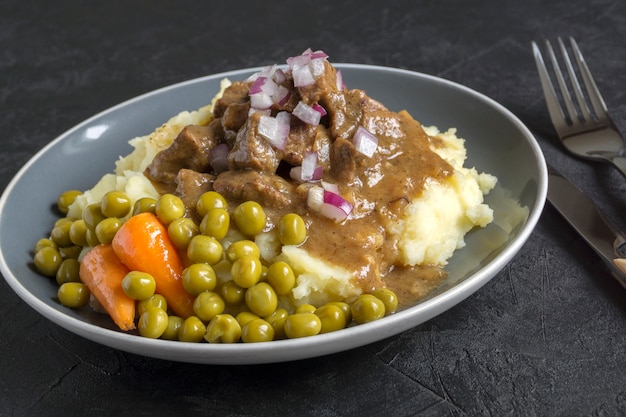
<box><xmin>34</xmin><ymin>188</ymin><xmax>399</xmax><ymax>343</ymax></box>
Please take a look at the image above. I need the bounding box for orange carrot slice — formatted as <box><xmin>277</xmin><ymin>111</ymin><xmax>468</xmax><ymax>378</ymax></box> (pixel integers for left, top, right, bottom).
<box><xmin>111</xmin><ymin>212</ymin><xmax>195</xmax><ymax>318</ymax></box>
<box><xmin>79</xmin><ymin>244</ymin><xmax>136</xmax><ymax>331</ymax></box>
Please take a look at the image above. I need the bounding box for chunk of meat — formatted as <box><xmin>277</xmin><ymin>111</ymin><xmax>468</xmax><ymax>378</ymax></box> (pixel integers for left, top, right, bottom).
<box><xmin>221</xmin><ymin>101</ymin><xmax>251</xmax><ymax>145</ymax></box>
<box><xmin>281</xmin><ymin>122</ymin><xmax>318</xmax><ymax>166</ymax></box>
<box><xmin>144</xmin><ymin>124</ymin><xmax>221</xmax><ymax>193</ymax></box>
<box><xmin>175</xmin><ymin>169</ymin><xmax>215</xmax><ymax>220</ymax></box>
<box><xmin>323</xmin><ymin>89</ymin><xmax>388</xmax><ymax>141</ymax></box>
<box><xmin>329</xmin><ymin>137</ymin><xmax>360</xmax><ymax>184</ymax></box>
<box><xmin>213</xmin><ymin>81</ymin><xmax>250</xmax><ymax>118</ymax></box>
<box><xmin>298</xmin><ymin>60</ymin><xmax>340</xmax><ymax>105</ymax></box>
<box><xmin>213</xmin><ymin>170</ymin><xmax>296</xmax><ymax>209</ymax></box>
<box><xmin>227</xmin><ymin>112</ymin><xmax>281</xmax><ymax>173</ymax></box>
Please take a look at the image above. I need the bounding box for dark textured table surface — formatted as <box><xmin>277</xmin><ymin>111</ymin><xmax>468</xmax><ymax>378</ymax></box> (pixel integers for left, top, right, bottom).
<box><xmin>2</xmin><ymin>1</ymin><xmax>626</xmax><ymax>416</ymax></box>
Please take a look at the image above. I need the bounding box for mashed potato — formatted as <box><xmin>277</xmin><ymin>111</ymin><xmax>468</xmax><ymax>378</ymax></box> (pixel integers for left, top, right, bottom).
<box><xmin>390</xmin><ymin>126</ymin><xmax>497</xmax><ymax>267</ymax></box>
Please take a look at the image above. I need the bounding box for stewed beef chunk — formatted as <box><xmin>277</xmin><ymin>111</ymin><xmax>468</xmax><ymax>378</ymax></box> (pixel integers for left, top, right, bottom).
<box><xmin>213</xmin><ymin>81</ymin><xmax>250</xmax><ymax>118</ymax></box>
<box><xmin>213</xmin><ymin>169</ymin><xmax>295</xmax><ymax>209</ymax></box>
<box><xmin>227</xmin><ymin>112</ymin><xmax>281</xmax><ymax>173</ymax></box>
<box><xmin>144</xmin><ymin>124</ymin><xmax>221</xmax><ymax>193</ymax></box>
<box><xmin>175</xmin><ymin>169</ymin><xmax>215</xmax><ymax>220</ymax></box>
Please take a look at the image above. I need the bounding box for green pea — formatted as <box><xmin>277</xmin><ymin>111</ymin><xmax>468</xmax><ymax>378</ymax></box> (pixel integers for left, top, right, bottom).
<box><xmin>57</xmin><ymin>282</ymin><xmax>90</xmax><ymax>308</ymax></box>
<box><xmin>284</xmin><ymin>313</ymin><xmax>322</xmax><ymax>339</ymax></box>
<box><xmin>182</xmin><ymin>263</ymin><xmax>217</xmax><ymax>295</ymax></box>
<box><xmin>225</xmin><ymin>240</ymin><xmax>260</xmax><ymax>263</ymax></box>
<box><xmin>241</xmin><ymin>318</ymin><xmax>274</xmax><ymax>343</ymax></box>
<box><xmin>205</xmin><ymin>314</ymin><xmax>242</xmax><ymax>343</ymax></box>
<box><xmin>122</xmin><ymin>271</ymin><xmax>156</xmax><ymax>300</ymax></box>
<box><xmin>266</xmin><ymin>261</ymin><xmax>296</xmax><ymax>296</ymax></box>
<box><xmin>277</xmin><ymin>213</ymin><xmax>307</xmax><ymax>245</ymax></box>
<box><xmin>50</xmin><ymin>221</ymin><xmax>73</xmax><ymax>248</ymax></box>
<box><xmin>85</xmin><ymin>228</ymin><xmax>101</xmax><ymax>247</ymax></box>
<box><xmin>236</xmin><ymin>311</ymin><xmax>260</xmax><ymax>327</ymax></box>
<box><xmin>69</xmin><ymin>219</ymin><xmax>89</xmax><ymax>247</ymax></box>
<box><xmin>34</xmin><ymin>246</ymin><xmax>63</xmax><ymax>277</ymax></box>
<box><xmin>245</xmin><ymin>282</ymin><xmax>277</xmax><ymax>317</ymax></box>
<box><xmin>59</xmin><ymin>245</ymin><xmax>82</xmax><ymax>260</ymax></box>
<box><xmin>193</xmin><ymin>291</ymin><xmax>225</xmax><ymax>322</ymax></box>
<box><xmin>82</xmin><ymin>203</ymin><xmax>105</xmax><ymax>231</ymax></box>
<box><xmin>371</xmin><ymin>288</ymin><xmax>398</xmax><ymax>315</ymax></box>
<box><xmin>351</xmin><ymin>294</ymin><xmax>385</xmax><ymax>324</ymax></box>
<box><xmin>220</xmin><ymin>280</ymin><xmax>245</xmax><ymax>305</ymax></box>
<box><xmin>196</xmin><ymin>191</ymin><xmax>227</xmax><ymax>218</ymax></box>
<box><xmin>133</xmin><ymin>197</ymin><xmax>157</xmax><ymax>216</ymax></box>
<box><xmin>187</xmin><ymin>235</ymin><xmax>223</xmax><ymax>265</ymax></box>
<box><xmin>315</xmin><ymin>304</ymin><xmax>347</xmax><ymax>333</ymax></box>
<box><xmin>168</xmin><ymin>217</ymin><xmax>199</xmax><ymax>251</ymax></box>
<box><xmin>57</xmin><ymin>190</ymin><xmax>82</xmax><ymax>215</ymax></box>
<box><xmin>265</xmin><ymin>308</ymin><xmax>288</xmax><ymax>340</ymax></box>
<box><xmin>155</xmin><ymin>193</ymin><xmax>185</xmax><ymax>225</ymax></box>
<box><xmin>295</xmin><ymin>303</ymin><xmax>316</xmax><ymax>314</ymax></box>
<box><xmin>200</xmin><ymin>208</ymin><xmax>230</xmax><ymax>240</ymax></box>
<box><xmin>161</xmin><ymin>315</ymin><xmax>184</xmax><ymax>340</ymax></box>
<box><xmin>178</xmin><ymin>316</ymin><xmax>207</xmax><ymax>342</ymax></box>
<box><xmin>137</xmin><ymin>294</ymin><xmax>168</xmax><ymax>316</ymax></box>
<box><xmin>138</xmin><ymin>308</ymin><xmax>168</xmax><ymax>339</ymax></box>
<box><xmin>327</xmin><ymin>301</ymin><xmax>352</xmax><ymax>323</ymax></box>
<box><xmin>55</xmin><ymin>258</ymin><xmax>81</xmax><ymax>285</ymax></box>
<box><xmin>232</xmin><ymin>201</ymin><xmax>266</xmax><ymax>237</ymax></box>
<box><xmin>34</xmin><ymin>238</ymin><xmax>57</xmax><ymax>253</ymax></box>
<box><xmin>101</xmin><ymin>190</ymin><xmax>131</xmax><ymax>218</ymax></box>
<box><xmin>54</xmin><ymin>217</ymin><xmax>73</xmax><ymax>228</ymax></box>
<box><xmin>231</xmin><ymin>255</ymin><xmax>262</xmax><ymax>289</ymax></box>
<box><xmin>95</xmin><ymin>217</ymin><xmax>122</xmax><ymax>244</ymax></box>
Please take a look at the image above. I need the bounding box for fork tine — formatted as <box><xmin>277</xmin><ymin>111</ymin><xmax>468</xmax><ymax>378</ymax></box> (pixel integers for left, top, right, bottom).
<box><xmin>568</xmin><ymin>37</ymin><xmax>610</xmax><ymax>122</ymax></box>
<box><xmin>557</xmin><ymin>37</ymin><xmax>593</xmax><ymax>123</ymax></box>
<box><xmin>532</xmin><ymin>41</ymin><xmax>567</xmax><ymax>129</ymax></box>
<box><xmin>545</xmin><ymin>39</ymin><xmax>578</xmax><ymax>124</ymax></box>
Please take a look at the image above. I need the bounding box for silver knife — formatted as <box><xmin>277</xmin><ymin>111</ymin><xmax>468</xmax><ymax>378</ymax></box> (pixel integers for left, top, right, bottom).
<box><xmin>547</xmin><ymin>165</ymin><xmax>626</xmax><ymax>289</ymax></box>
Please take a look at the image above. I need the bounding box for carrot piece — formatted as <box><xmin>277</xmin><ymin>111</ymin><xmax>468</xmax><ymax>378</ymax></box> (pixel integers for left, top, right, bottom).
<box><xmin>79</xmin><ymin>244</ymin><xmax>136</xmax><ymax>331</ymax></box>
<box><xmin>111</xmin><ymin>212</ymin><xmax>195</xmax><ymax>318</ymax></box>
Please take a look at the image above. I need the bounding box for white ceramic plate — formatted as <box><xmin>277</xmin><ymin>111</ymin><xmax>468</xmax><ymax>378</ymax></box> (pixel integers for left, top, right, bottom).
<box><xmin>0</xmin><ymin>64</ymin><xmax>547</xmax><ymax>364</ymax></box>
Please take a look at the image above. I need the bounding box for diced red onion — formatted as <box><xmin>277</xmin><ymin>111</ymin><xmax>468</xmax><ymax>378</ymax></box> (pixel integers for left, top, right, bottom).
<box><xmin>307</xmin><ymin>184</ymin><xmax>353</xmax><ymax>222</ymax></box>
<box><xmin>286</xmin><ymin>54</ymin><xmax>311</xmax><ymax>68</ymax></box>
<box><xmin>250</xmin><ymin>93</ymin><xmax>273</xmax><ymax>110</ymax></box>
<box><xmin>307</xmin><ymin>186</ymin><xmax>325</xmax><ymax>211</ymax></box>
<box><xmin>258</xmin><ymin>113</ymin><xmax>290</xmax><ymax>150</ymax></box>
<box><xmin>249</xmin><ymin>76</ymin><xmax>267</xmax><ymax>94</ymax></box>
<box><xmin>336</xmin><ymin>70</ymin><xmax>345</xmax><ymax>90</ymax></box>
<box><xmin>301</xmin><ymin>151</ymin><xmax>319</xmax><ymax>181</ymax></box>
<box><xmin>210</xmin><ymin>143</ymin><xmax>230</xmax><ymax>174</ymax></box>
<box><xmin>312</xmin><ymin>103</ymin><xmax>327</xmax><ymax>116</ymax></box>
<box><xmin>309</xmin><ymin>58</ymin><xmax>326</xmax><ymax>77</ymax></box>
<box><xmin>292</xmin><ymin>64</ymin><xmax>315</xmax><ymax>87</ymax></box>
<box><xmin>293</xmin><ymin>101</ymin><xmax>321</xmax><ymax>125</ymax></box>
<box><xmin>309</xmin><ymin>50</ymin><xmax>329</xmax><ymax>60</ymax></box>
<box><xmin>275</xmin><ymin>86</ymin><xmax>290</xmax><ymax>106</ymax></box>
<box><xmin>321</xmin><ymin>190</ymin><xmax>353</xmax><ymax>223</ymax></box>
<box><xmin>273</xmin><ymin>68</ymin><xmax>287</xmax><ymax>84</ymax></box>
<box><xmin>290</xmin><ymin>165</ymin><xmax>322</xmax><ymax>183</ymax></box>
<box><xmin>321</xmin><ymin>180</ymin><xmax>339</xmax><ymax>194</ymax></box>
<box><xmin>352</xmin><ymin>126</ymin><xmax>378</xmax><ymax>158</ymax></box>
<box><xmin>276</xmin><ymin>110</ymin><xmax>291</xmax><ymax>126</ymax></box>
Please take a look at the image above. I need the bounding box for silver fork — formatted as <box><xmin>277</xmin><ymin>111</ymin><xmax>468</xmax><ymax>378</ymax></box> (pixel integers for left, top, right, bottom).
<box><xmin>532</xmin><ymin>37</ymin><xmax>626</xmax><ymax>178</ymax></box>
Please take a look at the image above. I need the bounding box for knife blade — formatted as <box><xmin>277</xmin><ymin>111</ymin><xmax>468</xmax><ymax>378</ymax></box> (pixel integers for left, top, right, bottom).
<box><xmin>547</xmin><ymin>165</ymin><xmax>626</xmax><ymax>289</ymax></box>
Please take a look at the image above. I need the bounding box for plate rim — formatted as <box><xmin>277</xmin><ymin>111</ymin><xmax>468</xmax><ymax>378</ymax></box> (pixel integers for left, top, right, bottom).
<box><xmin>0</xmin><ymin>63</ymin><xmax>548</xmax><ymax>364</ymax></box>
